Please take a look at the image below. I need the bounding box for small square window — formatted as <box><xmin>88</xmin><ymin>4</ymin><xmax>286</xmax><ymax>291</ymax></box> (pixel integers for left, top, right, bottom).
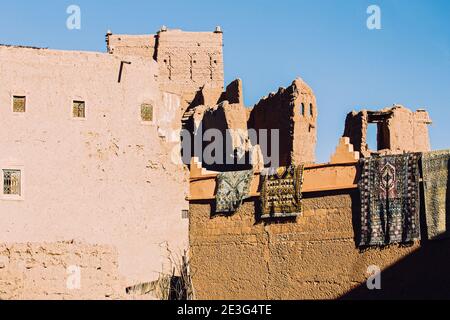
<box><xmin>141</xmin><ymin>103</ymin><xmax>153</xmax><ymax>122</ymax></box>
<box><xmin>73</xmin><ymin>101</ymin><xmax>85</xmax><ymax>118</ymax></box>
<box><xmin>182</xmin><ymin>209</ymin><xmax>189</xmax><ymax>219</ymax></box>
<box><xmin>13</xmin><ymin>96</ymin><xmax>26</xmax><ymax>113</ymax></box>
<box><xmin>3</xmin><ymin>169</ymin><xmax>21</xmax><ymax>196</ymax></box>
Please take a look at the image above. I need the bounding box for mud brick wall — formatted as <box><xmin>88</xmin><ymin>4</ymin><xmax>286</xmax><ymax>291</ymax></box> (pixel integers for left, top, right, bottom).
<box><xmin>247</xmin><ymin>78</ymin><xmax>317</xmax><ymax>166</ymax></box>
<box><xmin>156</xmin><ymin>30</ymin><xmax>224</xmax><ymax>100</ymax></box>
<box><xmin>343</xmin><ymin>106</ymin><xmax>431</xmax><ymax>157</ymax></box>
<box><xmin>0</xmin><ymin>241</ymin><xmax>124</xmax><ymax>300</ymax></box>
<box><xmin>189</xmin><ymin>191</ymin><xmax>450</xmax><ymax>299</ymax></box>
<box><xmin>106</xmin><ymin>34</ymin><xmax>156</xmax><ymax>59</ymax></box>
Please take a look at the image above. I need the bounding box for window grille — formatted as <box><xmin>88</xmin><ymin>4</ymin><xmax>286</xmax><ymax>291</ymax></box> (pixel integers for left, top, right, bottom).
<box><xmin>13</xmin><ymin>96</ymin><xmax>26</xmax><ymax>112</ymax></box>
<box><xmin>73</xmin><ymin>101</ymin><xmax>85</xmax><ymax>118</ymax></box>
<box><xmin>141</xmin><ymin>103</ymin><xmax>153</xmax><ymax>122</ymax></box>
<box><xmin>3</xmin><ymin>169</ymin><xmax>21</xmax><ymax>196</ymax></box>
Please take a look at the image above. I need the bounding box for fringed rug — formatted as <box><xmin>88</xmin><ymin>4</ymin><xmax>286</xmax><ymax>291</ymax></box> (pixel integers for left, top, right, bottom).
<box><xmin>260</xmin><ymin>165</ymin><xmax>304</xmax><ymax>219</ymax></box>
<box><xmin>359</xmin><ymin>153</ymin><xmax>421</xmax><ymax>247</ymax></box>
<box><xmin>215</xmin><ymin>169</ymin><xmax>253</xmax><ymax>213</ymax></box>
<box><xmin>422</xmin><ymin>149</ymin><xmax>450</xmax><ymax>240</ymax></box>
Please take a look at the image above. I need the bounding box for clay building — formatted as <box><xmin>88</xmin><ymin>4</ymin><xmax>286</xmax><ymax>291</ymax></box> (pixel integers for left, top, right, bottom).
<box><xmin>0</xmin><ymin>27</ymin><xmax>225</xmax><ymax>299</ymax></box>
<box><xmin>0</xmin><ymin>26</ymin><xmax>442</xmax><ymax>300</ymax></box>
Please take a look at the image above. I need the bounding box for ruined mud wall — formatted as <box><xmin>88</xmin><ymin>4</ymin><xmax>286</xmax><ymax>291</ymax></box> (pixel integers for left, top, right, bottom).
<box><xmin>248</xmin><ymin>79</ymin><xmax>317</xmax><ymax>166</ymax></box>
<box><xmin>0</xmin><ymin>241</ymin><xmax>123</xmax><ymax>300</ymax></box>
<box><xmin>189</xmin><ymin>190</ymin><xmax>450</xmax><ymax>299</ymax></box>
<box><xmin>344</xmin><ymin>106</ymin><xmax>431</xmax><ymax>157</ymax></box>
<box><xmin>0</xmin><ymin>46</ymin><xmax>188</xmax><ymax>286</ymax></box>
<box><xmin>388</xmin><ymin>107</ymin><xmax>431</xmax><ymax>153</ymax></box>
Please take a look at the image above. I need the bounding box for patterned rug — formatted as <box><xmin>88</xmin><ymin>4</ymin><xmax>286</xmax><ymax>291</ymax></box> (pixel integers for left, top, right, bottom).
<box><xmin>422</xmin><ymin>150</ymin><xmax>450</xmax><ymax>240</ymax></box>
<box><xmin>215</xmin><ymin>169</ymin><xmax>253</xmax><ymax>213</ymax></box>
<box><xmin>260</xmin><ymin>165</ymin><xmax>304</xmax><ymax>218</ymax></box>
<box><xmin>359</xmin><ymin>153</ymin><xmax>421</xmax><ymax>247</ymax></box>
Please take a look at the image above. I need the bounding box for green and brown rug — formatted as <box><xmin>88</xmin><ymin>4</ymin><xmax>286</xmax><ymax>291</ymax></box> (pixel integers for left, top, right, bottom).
<box><xmin>422</xmin><ymin>149</ymin><xmax>450</xmax><ymax>240</ymax></box>
<box><xmin>215</xmin><ymin>169</ymin><xmax>253</xmax><ymax>213</ymax></box>
<box><xmin>260</xmin><ymin>165</ymin><xmax>304</xmax><ymax>218</ymax></box>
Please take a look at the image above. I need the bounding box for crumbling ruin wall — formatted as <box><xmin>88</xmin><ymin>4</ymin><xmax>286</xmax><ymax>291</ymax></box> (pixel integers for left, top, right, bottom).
<box><xmin>247</xmin><ymin>78</ymin><xmax>317</xmax><ymax>166</ymax></box>
<box><xmin>181</xmin><ymin>79</ymin><xmax>251</xmax><ymax>170</ymax></box>
<box><xmin>0</xmin><ymin>45</ymin><xmax>188</xmax><ymax>287</ymax></box>
<box><xmin>189</xmin><ymin>191</ymin><xmax>450</xmax><ymax>299</ymax></box>
<box><xmin>343</xmin><ymin>105</ymin><xmax>431</xmax><ymax>157</ymax></box>
<box><xmin>343</xmin><ymin>110</ymin><xmax>368</xmax><ymax>157</ymax></box>
<box><xmin>184</xmin><ymin>78</ymin><xmax>317</xmax><ymax>169</ymax></box>
<box><xmin>0</xmin><ymin>241</ymin><xmax>123</xmax><ymax>300</ymax></box>
<box><xmin>197</xmin><ymin>101</ymin><xmax>250</xmax><ymax>171</ymax></box>
<box><xmin>388</xmin><ymin>107</ymin><xmax>431</xmax><ymax>153</ymax></box>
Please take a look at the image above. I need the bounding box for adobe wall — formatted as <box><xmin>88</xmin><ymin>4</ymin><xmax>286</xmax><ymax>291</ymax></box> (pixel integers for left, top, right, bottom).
<box><xmin>107</xmin><ymin>29</ymin><xmax>225</xmax><ymax>110</ymax></box>
<box><xmin>248</xmin><ymin>78</ymin><xmax>317</xmax><ymax>166</ymax></box>
<box><xmin>189</xmin><ymin>190</ymin><xmax>450</xmax><ymax>299</ymax></box>
<box><xmin>388</xmin><ymin>107</ymin><xmax>431</xmax><ymax>153</ymax></box>
<box><xmin>155</xmin><ymin>29</ymin><xmax>224</xmax><ymax>101</ymax></box>
<box><xmin>343</xmin><ymin>105</ymin><xmax>431</xmax><ymax>157</ymax></box>
<box><xmin>106</xmin><ymin>33</ymin><xmax>156</xmax><ymax>59</ymax></box>
<box><xmin>0</xmin><ymin>241</ymin><xmax>123</xmax><ymax>300</ymax></box>
<box><xmin>186</xmin><ymin>79</ymin><xmax>251</xmax><ymax>170</ymax></box>
<box><xmin>0</xmin><ymin>45</ymin><xmax>188</xmax><ymax>286</ymax></box>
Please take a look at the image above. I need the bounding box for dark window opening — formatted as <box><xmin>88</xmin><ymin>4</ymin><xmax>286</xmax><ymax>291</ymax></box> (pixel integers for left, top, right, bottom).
<box><xmin>367</xmin><ymin>111</ymin><xmax>392</xmax><ymax>152</ymax></box>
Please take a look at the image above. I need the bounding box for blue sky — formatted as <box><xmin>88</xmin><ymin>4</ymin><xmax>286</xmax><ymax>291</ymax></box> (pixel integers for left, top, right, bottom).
<box><xmin>1</xmin><ymin>0</ymin><xmax>448</xmax><ymax>162</ymax></box>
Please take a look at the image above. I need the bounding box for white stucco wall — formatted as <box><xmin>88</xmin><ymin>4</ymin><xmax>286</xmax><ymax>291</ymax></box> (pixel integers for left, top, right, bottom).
<box><xmin>0</xmin><ymin>45</ymin><xmax>188</xmax><ymax>285</ymax></box>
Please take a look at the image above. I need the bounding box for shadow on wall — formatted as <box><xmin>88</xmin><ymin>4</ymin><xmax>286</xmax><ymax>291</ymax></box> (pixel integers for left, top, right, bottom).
<box><xmin>341</xmin><ymin>172</ymin><xmax>450</xmax><ymax>300</ymax></box>
<box><xmin>339</xmin><ymin>238</ymin><xmax>450</xmax><ymax>300</ymax></box>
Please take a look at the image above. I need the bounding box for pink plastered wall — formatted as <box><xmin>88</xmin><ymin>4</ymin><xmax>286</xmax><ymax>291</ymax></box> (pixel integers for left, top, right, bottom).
<box><xmin>0</xmin><ymin>45</ymin><xmax>188</xmax><ymax>286</ymax></box>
